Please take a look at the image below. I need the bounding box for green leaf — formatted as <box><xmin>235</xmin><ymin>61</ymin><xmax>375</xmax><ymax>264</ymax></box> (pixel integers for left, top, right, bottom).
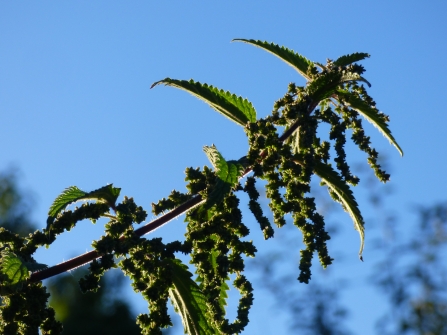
<box><xmin>1</xmin><ymin>251</ymin><xmax>29</xmax><ymax>286</ymax></box>
<box><xmin>151</xmin><ymin>78</ymin><xmax>256</xmax><ymax>126</ymax></box>
<box><xmin>306</xmin><ymin>72</ymin><xmax>344</xmax><ymax>102</ymax></box>
<box><xmin>334</xmin><ymin>52</ymin><xmax>370</xmax><ymax>67</ymax></box>
<box><xmin>204</xmin><ymin>145</ymin><xmax>228</xmax><ymax>178</ymax></box>
<box><xmin>307</xmin><ymin>71</ymin><xmax>371</xmax><ymax>103</ymax></box>
<box><xmin>311</xmin><ymin>160</ymin><xmax>365</xmax><ymax>259</ymax></box>
<box><xmin>86</xmin><ymin>184</ymin><xmax>121</xmax><ymax>207</ymax></box>
<box><xmin>203</xmin><ymin>145</ymin><xmax>245</xmax><ymax>185</ymax></box>
<box><xmin>169</xmin><ymin>259</ymin><xmax>219</xmax><ymax>335</ymax></box>
<box><xmin>47</xmin><ymin>184</ymin><xmax>121</xmax><ymax>228</ymax></box>
<box><xmin>203</xmin><ymin>145</ymin><xmax>245</xmax><ymax>208</ymax></box>
<box><xmin>337</xmin><ymin>89</ymin><xmax>403</xmax><ymax>156</ymax></box>
<box><xmin>232</xmin><ymin>38</ymin><xmax>313</xmax><ymax>80</ymax></box>
<box><xmin>48</xmin><ymin>186</ymin><xmax>87</xmax><ymax>218</ymax></box>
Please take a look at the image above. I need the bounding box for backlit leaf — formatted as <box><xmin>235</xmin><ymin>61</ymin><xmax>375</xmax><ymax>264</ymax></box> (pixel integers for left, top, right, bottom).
<box><xmin>301</xmin><ymin>159</ymin><xmax>365</xmax><ymax>258</ymax></box>
<box><xmin>204</xmin><ymin>145</ymin><xmax>227</xmax><ymax>177</ymax></box>
<box><xmin>1</xmin><ymin>251</ymin><xmax>29</xmax><ymax>286</ymax></box>
<box><xmin>232</xmin><ymin>39</ymin><xmax>313</xmax><ymax>80</ymax></box>
<box><xmin>48</xmin><ymin>186</ymin><xmax>86</xmax><ymax>218</ymax></box>
<box><xmin>337</xmin><ymin>89</ymin><xmax>403</xmax><ymax>156</ymax></box>
<box><xmin>203</xmin><ymin>145</ymin><xmax>245</xmax><ymax>208</ymax></box>
<box><xmin>151</xmin><ymin>78</ymin><xmax>256</xmax><ymax>126</ymax></box>
<box><xmin>169</xmin><ymin>259</ymin><xmax>219</xmax><ymax>335</ymax></box>
<box><xmin>47</xmin><ymin>184</ymin><xmax>121</xmax><ymax>229</ymax></box>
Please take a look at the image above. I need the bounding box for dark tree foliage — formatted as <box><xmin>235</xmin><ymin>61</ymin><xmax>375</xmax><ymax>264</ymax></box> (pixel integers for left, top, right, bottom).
<box><xmin>0</xmin><ymin>169</ymin><xmax>35</xmax><ymax>237</ymax></box>
<box><xmin>374</xmin><ymin>202</ymin><xmax>447</xmax><ymax>335</ymax></box>
<box><xmin>47</xmin><ymin>270</ymin><xmax>142</xmax><ymax>335</ymax></box>
<box><xmin>0</xmin><ymin>169</ymin><xmax>144</xmax><ymax>335</ymax></box>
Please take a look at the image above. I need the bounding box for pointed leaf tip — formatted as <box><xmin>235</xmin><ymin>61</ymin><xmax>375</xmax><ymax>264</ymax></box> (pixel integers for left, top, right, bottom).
<box><xmin>337</xmin><ymin>89</ymin><xmax>403</xmax><ymax>156</ymax></box>
<box><xmin>232</xmin><ymin>38</ymin><xmax>314</xmax><ymax>80</ymax></box>
<box><xmin>48</xmin><ymin>186</ymin><xmax>87</xmax><ymax>219</ymax></box>
<box><xmin>150</xmin><ymin>78</ymin><xmax>256</xmax><ymax>126</ymax></box>
<box><xmin>311</xmin><ymin>160</ymin><xmax>365</xmax><ymax>258</ymax></box>
<box><xmin>203</xmin><ymin>145</ymin><xmax>245</xmax><ymax>208</ymax></box>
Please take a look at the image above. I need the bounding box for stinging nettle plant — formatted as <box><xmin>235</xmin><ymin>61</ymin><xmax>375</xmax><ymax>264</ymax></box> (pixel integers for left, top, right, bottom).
<box><xmin>0</xmin><ymin>39</ymin><xmax>402</xmax><ymax>335</ymax></box>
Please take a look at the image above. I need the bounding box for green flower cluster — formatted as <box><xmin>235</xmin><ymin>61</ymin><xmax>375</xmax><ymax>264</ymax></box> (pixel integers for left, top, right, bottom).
<box><xmin>0</xmin><ymin>43</ymin><xmax>401</xmax><ymax>335</ymax></box>
<box><xmin>245</xmin><ymin>109</ymin><xmax>332</xmax><ymax>283</ymax></box>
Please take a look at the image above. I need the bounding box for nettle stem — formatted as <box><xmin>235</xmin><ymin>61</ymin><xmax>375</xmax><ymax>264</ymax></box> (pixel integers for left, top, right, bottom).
<box><xmin>29</xmin><ymin>195</ymin><xmax>205</xmax><ymax>282</ymax></box>
<box><xmin>30</xmin><ymin>112</ymin><xmax>311</xmax><ymax>283</ymax></box>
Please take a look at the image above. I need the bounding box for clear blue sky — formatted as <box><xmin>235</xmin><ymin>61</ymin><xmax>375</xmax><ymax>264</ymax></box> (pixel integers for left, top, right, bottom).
<box><xmin>1</xmin><ymin>2</ymin><xmax>446</xmax><ymax>334</ymax></box>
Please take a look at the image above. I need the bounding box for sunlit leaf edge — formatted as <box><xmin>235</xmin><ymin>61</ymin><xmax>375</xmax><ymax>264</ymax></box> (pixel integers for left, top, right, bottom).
<box><xmin>169</xmin><ymin>259</ymin><xmax>219</xmax><ymax>335</ymax></box>
<box><xmin>312</xmin><ymin>161</ymin><xmax>365</xmax><ymax>258</ymax></box>
<box><xmin>232</xmin><ymin>38</ymin><xmax>313</xmax><ymax>80</ymax></box>
<box><xmin>151</xmin><ymin>78</ymin><xmax>256</xmax><ymax>126</ymax></box>
<box><xmin>47</xmin><ymin>184</ymin><xmax>120</xmax><ymax>229</ymax></box>
<box><xmin>337</xmin><ymin>89</ymin><xmax>404</xmax><ymax>156</ymax></box>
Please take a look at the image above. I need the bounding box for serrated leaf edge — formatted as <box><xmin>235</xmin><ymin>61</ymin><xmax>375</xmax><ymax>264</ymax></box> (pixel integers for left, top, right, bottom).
<box><xmin>314</xmin><ymin>162</ymin><xmax>365</xmax><ymax>258</ymax></box>
<box><xmin>169</xmin><ymin>260</ymin><xmax>219</xmax><ymax>335</ymax></box>
<box><xmin>48</xmin><ymin>184</ymin><xmax>120</xmax><ymax>223</ymax></box>
<box><xmin>337</xmin><ymin>90</ymin><xmax>403</xmax><ymax>156</ymax></box>
<box><xmin>232</xmin><ymin>38</ymin><xmax>313</xmax><ymax>80</ymax></box>
<box><xmin>334</xmin><ymin>52</ymin><xmax>370</xmax><ymax>67</ymax></box>
<box><xmin>151</xmin><ymin>78</ymin><xmax>256</xmax><ymax>126</ymax></box>
<box><xmin>1</xmin><ymin>251</ymin><xmax>30</xmax><ymax>285</ymax></box>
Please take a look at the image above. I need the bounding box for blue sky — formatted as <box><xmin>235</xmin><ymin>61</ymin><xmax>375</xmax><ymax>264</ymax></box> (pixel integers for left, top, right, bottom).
<box><xmin>1</xmin><ymin>2</ymin><xmax>446</xmax><ymax>334</ymax></box>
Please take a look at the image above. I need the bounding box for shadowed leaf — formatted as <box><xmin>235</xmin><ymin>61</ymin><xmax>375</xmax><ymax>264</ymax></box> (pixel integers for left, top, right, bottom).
<box><xmin>307</xmin><ymin>72</ymin><xmax>371</xmax><ymax>103</ymax></box>
<box><xmin>334</xmin><ymin>52</ymin><xmax>370</xmax><ymax>67</ymax></box>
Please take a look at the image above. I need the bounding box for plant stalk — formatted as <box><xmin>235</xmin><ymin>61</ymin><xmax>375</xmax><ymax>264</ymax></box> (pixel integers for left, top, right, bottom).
<box><xmin>30</xmin><ymin>102</ymin><xmax>316</xmax><ymax>282</ymax></box>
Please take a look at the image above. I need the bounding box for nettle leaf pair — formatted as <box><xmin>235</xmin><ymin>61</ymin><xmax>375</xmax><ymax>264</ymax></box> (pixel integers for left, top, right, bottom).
<box><xmin>0</xmin><ymin>39</ymin><xmax>403</xmax><ymax>335</ymax></box>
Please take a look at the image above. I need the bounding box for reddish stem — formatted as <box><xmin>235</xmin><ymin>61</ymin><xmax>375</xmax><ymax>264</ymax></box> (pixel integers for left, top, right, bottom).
<box><xmin>30</xmin><ymin>101</ymin><xmax>317</xmax><ymax>283</ymax></box>
<box><xmin>30</xmin><ymin>195</ymin><xmax>204</xmax><ymax>282</ymax></box>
